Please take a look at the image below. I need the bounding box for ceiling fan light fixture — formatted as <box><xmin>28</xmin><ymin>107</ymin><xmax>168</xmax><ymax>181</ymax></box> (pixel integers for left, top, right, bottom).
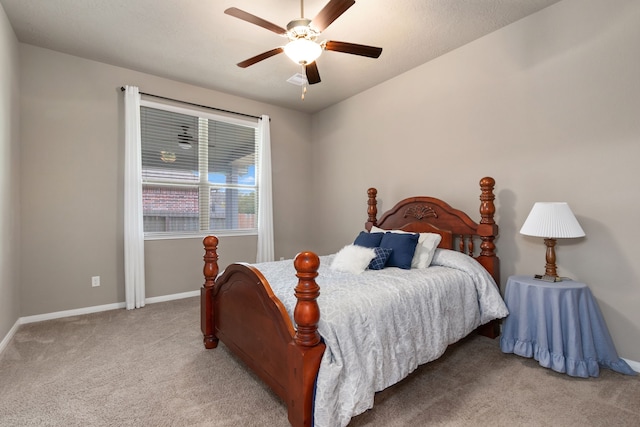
<box><xmin>284</xmin><ymin>38</ymin><xmax>322</xmax><ymax>65</ymax></box>
<box><xmin>226</xmin><ymin>1</ymin><xmax>381</xmax><ymax>89</ymax></box>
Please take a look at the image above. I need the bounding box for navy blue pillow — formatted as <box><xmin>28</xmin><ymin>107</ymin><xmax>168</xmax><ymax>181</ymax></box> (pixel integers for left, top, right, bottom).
<box><xmin>379</xmin><ymin>232</ymin><xmax>419</xmax><ymax>269</ymax></box>
<box><xmin>353</xmin><ymin>231</ymin><xmax>384</xmax><ymax>248</ymax></box>
<box><xmin>368</xmin><ymin>247</ymin><xmax>393</xmax><ymax>270</ymax></box>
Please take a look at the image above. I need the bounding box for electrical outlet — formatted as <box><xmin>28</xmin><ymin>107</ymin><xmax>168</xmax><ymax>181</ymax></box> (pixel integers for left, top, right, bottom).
<box><xmin>91</xmin><ymin>276</ymin><xmax>100</xmax><ymax>287</ymax></box>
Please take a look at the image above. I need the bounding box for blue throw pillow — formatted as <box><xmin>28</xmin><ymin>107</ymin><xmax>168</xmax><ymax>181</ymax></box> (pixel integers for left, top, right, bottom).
<box><xmin>379</xmin><ymin>232</ymin><xmax>419</xmax><ymax>269</ymax></box>
<box><xmin>353</xmin><ymin>231</ymin><xmax>384</xmax><ymax>248</ymax></box>
<box><xmin>368</xmin><ymin>247</ymin><xmax>393</xmax><ymax>270</ymax></box>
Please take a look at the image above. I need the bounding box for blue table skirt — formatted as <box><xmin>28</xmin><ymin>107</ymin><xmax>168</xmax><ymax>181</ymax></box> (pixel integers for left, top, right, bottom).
<box><xmin>500</xmin><ymin>276</ymin><xmax>636</xmax><ymax>378</ymax></box>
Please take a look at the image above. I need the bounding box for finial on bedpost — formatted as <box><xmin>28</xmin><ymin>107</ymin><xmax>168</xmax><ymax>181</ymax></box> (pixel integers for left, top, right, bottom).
<box><xmin>293</xmin><ymin>251</ymin><xmax>321</xmax><ymax>348</ymax></box>
<box><xmin>366</xmin><ymin>188</ymin><xmax>378</xmax><ymax>229</ymax></box>
<box><xmin>479</xmin><ymin>177</ymin><xmax>496</xmax><ymax>226</ymax></box>
<box><xmin>478</xmin><ymin>178</ymin><xmax>497</xmax><ymax>256</ymax></box>
<box><xmin>202</xmin><ymin>235</ymin><xmax>219</xmax><ymax>349</ymax></box>
<box><xmin>203</xmin><ymin>235</ymin><xmax>219</xmax><ymax>287</ymax></box>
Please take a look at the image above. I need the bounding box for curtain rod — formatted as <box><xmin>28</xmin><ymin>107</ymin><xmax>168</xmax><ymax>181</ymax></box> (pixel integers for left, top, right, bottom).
<box><xmin>119</xmin><ymin>87</ymin><xmax>263</xmax><ymax>120</ymax></box>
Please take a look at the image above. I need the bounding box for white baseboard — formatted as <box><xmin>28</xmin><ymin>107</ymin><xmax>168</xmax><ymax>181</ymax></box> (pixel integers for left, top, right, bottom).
<box><xmin>622</xmin><ymin>358</ymin><xmax>640</xmax><ymax>373</ymax></box>
<box><xmin>0</xmin><ymin>290</ymin><xmax>200</xmax><ymax>357</ymax></box>
<box><xmin>0</xmin><ymin>319</ymin><xmax>21</xmax><ymax>356</ymax></box>
<box><xmin>20</xmin><ymin>301</ymin><xmax>127</xmax><ymax>325</ymax></box>
<box><xmin>145</xmin><ymin>290</ymin><xmax>199</xmax><ymax>304</ymax></box>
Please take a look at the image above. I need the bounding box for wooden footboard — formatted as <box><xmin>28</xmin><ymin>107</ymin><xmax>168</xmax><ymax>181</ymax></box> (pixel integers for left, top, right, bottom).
<box><xmin>201</xmin><ymin>236</ymin><xmax>325</xmax><ymax>427</ymax></box>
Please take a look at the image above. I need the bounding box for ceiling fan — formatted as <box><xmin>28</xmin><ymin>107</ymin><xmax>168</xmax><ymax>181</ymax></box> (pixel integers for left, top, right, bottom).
<box><xmin>224</xmin><ymin>0</ymin><xmax>383</xmax><ymax>85</ymax></box>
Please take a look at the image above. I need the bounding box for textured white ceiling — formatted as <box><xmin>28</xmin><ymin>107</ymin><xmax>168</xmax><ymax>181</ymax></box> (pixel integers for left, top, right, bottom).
<box><xmin>1</xmin><ymin>0</ymin><xmax>562</xmax><ymax>113</ymax></box>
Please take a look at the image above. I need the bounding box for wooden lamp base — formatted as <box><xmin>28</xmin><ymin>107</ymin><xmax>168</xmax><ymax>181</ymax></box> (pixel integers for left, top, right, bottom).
<box><xmin>534</xmin><ymin>238</ymin><xmax>563</xmax><ymax>282</ymax></box>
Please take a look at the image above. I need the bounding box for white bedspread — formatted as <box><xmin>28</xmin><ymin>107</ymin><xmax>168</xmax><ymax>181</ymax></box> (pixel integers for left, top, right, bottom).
<box><xmin>253</xmin><ymin>248</ymin><xmax>508</xmax><ymax>427</ymax></box>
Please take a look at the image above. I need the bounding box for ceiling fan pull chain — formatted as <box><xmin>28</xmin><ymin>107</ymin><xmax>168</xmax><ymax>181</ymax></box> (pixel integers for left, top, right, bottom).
<box><xmin>301</xmin><ymin>64</ymin><xmax>307</xmax><ymax>100</ymax></box>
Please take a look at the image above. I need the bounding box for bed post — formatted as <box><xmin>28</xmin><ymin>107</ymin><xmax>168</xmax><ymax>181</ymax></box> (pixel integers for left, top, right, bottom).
<box><xmin>365</xmin><ymin>187</ymin><xmax>378</xmax><ymax>229</ymax></box>
<box><xmin>477</xmin><ymin>177</ymin><xmax>499</xmax><ymax>282</ymax></box>
<box><xmin>476</xmin><ymin>177</ymin><xmax>501</xmax><ymax>338</ymax></box>
<box><xmin>201</xmin><ymin>235</ymin><xmax>219</xmax><ymax>349</ymax></box>
<box><xmin>288</xmin><ymin>251</ymin><xmax>326</xmax><ymax>427</ymax></box>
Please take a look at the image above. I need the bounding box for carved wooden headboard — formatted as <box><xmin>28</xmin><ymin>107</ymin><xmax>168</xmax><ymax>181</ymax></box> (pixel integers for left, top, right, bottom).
<box><xmin>364</xmin><ymin>177</ymin><xmax>499</xmax><ymax>284</ymax></box>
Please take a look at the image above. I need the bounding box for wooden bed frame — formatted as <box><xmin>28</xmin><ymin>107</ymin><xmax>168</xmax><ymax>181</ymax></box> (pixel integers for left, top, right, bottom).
<box><xmin>201</xmin><ymin>177</ymin><xmax>499</xmax><ymax>427</ymax></box>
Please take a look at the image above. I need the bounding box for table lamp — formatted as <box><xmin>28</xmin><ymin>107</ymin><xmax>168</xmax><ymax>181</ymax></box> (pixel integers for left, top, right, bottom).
<box><xmin>520</xmin><ymin>202</ymin><xmax>585</xmax><ymax>282</ymax></box>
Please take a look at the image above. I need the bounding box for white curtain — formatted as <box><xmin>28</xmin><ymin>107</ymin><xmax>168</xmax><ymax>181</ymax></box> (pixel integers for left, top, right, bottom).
<box><xmin>123</xmin><ymin>86</ymin><xmax>146</xmax><ymax>309</ymax></box>
<box><xmin>256</xmin><ymin>115</ymin><xmax>274</xmax><ymax>262</ymax></box>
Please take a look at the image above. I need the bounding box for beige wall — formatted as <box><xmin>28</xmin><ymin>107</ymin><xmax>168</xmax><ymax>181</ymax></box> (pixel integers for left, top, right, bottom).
<box><xmin>18</xmin><ymin>45</ymin><xmax>313</xmax><ymax>315</ymax></box>
<box><xmin>0</xmin><ymin>4</ymin><xmax>21</xmax><ymax>342</ymax></box>
<box><xmin>311</xmin><ymin>0</ymin><xmax>640</xmax><ymax>361</ymax></box>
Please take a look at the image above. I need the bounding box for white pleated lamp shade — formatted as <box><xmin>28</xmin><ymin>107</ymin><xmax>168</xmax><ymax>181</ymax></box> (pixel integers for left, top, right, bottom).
<box><xmin>520</xmin><ymin>202</ymin><xmax>585</xmax><ymax>238</ymax></box>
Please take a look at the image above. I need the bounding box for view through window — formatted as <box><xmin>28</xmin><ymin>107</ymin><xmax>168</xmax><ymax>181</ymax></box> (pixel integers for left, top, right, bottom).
<box><xmin>140</xmin><ymin>102</ymin><xmax>259</xmax><ymax>238</ymax></box>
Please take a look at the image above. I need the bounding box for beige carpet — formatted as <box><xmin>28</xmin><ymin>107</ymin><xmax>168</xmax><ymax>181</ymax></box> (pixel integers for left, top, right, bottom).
<box><xmin>1</xmin><ymin>297</ymin><xmax>638</xmax><ymax>427</ymax></box>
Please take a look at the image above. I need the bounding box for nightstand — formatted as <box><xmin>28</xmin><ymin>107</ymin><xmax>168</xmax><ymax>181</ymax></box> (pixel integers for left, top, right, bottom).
<box><xmin>499</xmin><ymin>275</ymin><xmax>636</xmax><ymax>378</ymax></box>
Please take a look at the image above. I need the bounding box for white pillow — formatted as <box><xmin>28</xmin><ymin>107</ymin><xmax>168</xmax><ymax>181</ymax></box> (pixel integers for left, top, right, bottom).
<box><xmin>330</xmin><ymin>244</ymin><xmax>376</xmax><ymax>274</ymax></box>
<box><xmin>371</xmin><ymin>226</ymin><xmax>442</xmax><ymax>268</ymax></box>
<box><xmin>413</xmin><ymin>233</ymin><xmax>442</xmax><ymax>268</ymax></box>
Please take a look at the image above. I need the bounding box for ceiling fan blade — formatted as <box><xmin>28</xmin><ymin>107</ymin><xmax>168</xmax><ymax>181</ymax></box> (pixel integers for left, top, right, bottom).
<box><xmin>324</xmin><ymin>41</ymin><xmax>382</xmax><ymax>58</ymax></box>
<box><xmin>311</xmin><ymin>0</ymin><xmax>355</xmax><ymax>32</ymax></box>
<box><xmin>305</xmin><ymin>62</ymin><xmax>321</xmax><ymax>85</ymax></box>
<box><xmin>237</xmin><ymin>48</ymin><xmax>284</xmax><ymax>68</ymax></box>
<box><xmin>224</xmin><ymin>7</ymin><xmax>287</xmax><ymax>35</ymax></box>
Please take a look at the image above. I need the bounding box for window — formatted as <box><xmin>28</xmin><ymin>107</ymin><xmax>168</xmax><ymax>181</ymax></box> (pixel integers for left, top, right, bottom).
<box><xmin>140</xmin><ymin>101</ymin><xmax>259</xmax><ymax>239</ymax></box>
